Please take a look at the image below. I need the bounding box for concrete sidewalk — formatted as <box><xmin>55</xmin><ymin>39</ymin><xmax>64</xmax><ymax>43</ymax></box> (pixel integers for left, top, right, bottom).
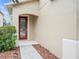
<box><xmin>20</xmin><ymin>45</ymin><xmax>43</xmax><ymax>59</ymax></box>
<box><xmin>19</xmin><ymin>40</ymin><xmax>43</xmax><ymax>59</ymax></box>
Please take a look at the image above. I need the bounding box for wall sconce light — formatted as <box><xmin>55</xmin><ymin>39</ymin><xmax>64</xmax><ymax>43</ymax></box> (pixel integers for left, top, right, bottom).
<box><xmin>50</xmin><ymin>0</ymin><xmax>54</xmax><ymax>1</ymax></box>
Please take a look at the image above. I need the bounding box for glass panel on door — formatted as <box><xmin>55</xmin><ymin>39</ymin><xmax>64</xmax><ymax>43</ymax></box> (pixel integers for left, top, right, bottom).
<box><xmin>19</xmin><ymin>16</ymin><xmax>27</xmax><ymax>40</ymax></box>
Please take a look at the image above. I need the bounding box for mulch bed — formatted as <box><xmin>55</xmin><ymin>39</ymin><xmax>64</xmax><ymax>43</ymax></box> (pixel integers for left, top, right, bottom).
<box><xmin>33</xmin><ymin>44</ymin><xmax>59</xmax><ymax>59</ymax></box>
<box><xmin>0</xmin><ymin>44</ymin><xmax>59</xmax><ymax>59</ymax></box>
<box><xmin>0</xmin><ymin>47</ymin><xmax>21</xmax><ymax>59</ymax></box>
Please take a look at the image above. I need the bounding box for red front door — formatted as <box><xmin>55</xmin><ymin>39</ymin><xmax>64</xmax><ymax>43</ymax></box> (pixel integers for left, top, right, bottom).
<box><xmin>19</xmin><ymin>16</ymin><xmax>28</xmax><ymax>40</ymax></box>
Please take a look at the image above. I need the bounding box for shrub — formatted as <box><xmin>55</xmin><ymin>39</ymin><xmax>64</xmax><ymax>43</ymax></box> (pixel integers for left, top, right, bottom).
<box><xmin>0</xmin><ymin>26</ymin><xmax>16</xmax><ymax>52</ymax></box>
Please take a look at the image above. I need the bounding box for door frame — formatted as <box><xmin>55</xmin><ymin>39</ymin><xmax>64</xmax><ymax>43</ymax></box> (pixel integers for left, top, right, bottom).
<box><xmin>18</xmin><ymin>16</ymin><xmax>28</xmax><ymax>40</ymax></box>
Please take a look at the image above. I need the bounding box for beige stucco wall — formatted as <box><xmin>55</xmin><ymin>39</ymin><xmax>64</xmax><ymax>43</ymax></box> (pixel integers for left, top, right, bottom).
<box><xmin>29</xmin><ymin>15</ymin><xmax>38</xmax><ymax>40</ymax></box>
<box><xmin>35</xmin><ymin>0</ymin><xmax>76</xmax><ymax>58</ymax></box>
<box><xmin>12</xmin><ymin>0</ymin><xmax>77</xmax><ymax>59</ymax></box>
<box><xmin>13</xmin><ymin>0</ymin><xmax>39</xmax><ymax>16</ymax></box>
<box><xmin>77</xmin><ymin>0</ymin><xmax>79</xmax><ymax>59</ymax></box>
<box><xmin>12</xmin><ymin>0</ymin><xmax>39</xmax><ymax>41</ymax></box>
<box><xmin>77</xmin><ymin>0</ymin><xmax>79</xmax><ymax>40</ymax></box>
<box><xmin>0</xmin><ymin>14</ymin><xmax>3</xmax><ymax>26</ymax></box>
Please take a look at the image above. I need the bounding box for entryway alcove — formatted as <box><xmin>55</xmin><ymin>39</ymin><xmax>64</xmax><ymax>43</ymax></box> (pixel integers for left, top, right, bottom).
<box><xmin>18</xmin><ymin>14</ymin><xmax>38</xmax><ymax>40</ymax></box>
